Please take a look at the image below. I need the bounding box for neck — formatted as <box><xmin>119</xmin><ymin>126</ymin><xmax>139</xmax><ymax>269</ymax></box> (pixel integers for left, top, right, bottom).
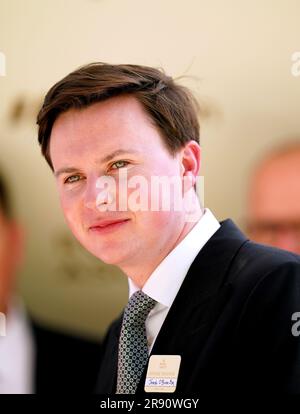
<box><xmin>122</xmin><ymin>203</ymin><xmax>204</xmax><ymax>288</ymax></box>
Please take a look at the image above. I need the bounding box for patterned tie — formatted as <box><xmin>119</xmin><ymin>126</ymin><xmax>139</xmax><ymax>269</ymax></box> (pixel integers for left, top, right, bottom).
<box><xmin>116</xmin><ymin>290</ymin><xmax>157</xmax><ymax>394</ymax></box>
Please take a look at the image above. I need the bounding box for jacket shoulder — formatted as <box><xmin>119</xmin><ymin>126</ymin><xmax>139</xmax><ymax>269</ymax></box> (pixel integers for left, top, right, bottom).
<box><xmin>223</xmin><ymin>241</ymin><xmax>300</xmax><ymax>321</ymax></box>
<box><xmin>228</xmin><ymin>240</ymin><xmax>300</xmax><ymax>286</ymax></box>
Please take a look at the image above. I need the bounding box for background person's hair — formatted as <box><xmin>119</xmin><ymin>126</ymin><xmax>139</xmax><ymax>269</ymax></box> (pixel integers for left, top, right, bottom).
<box><xmin>37</xmin><ymin>62</ymin><xmax>200</xmax><ymax>169</ymax></box>
<box><xmin>0</xmin><ymin>170</ymin><xmax>12</xmax><ymax>219</ymax></box>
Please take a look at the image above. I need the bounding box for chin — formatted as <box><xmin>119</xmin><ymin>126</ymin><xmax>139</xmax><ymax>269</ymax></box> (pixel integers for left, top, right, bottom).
<box><xmin>86</xmin><ymin>244</ymin><xmax>127</xmax><ymax>266</ymax></box>
<box><xmin>74</xmin><ymin>231</ymin><xmax>130</xmax><ymax>266</ymax></box>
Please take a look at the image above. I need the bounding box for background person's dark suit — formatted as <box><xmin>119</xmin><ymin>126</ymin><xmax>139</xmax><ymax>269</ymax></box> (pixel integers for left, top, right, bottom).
<box><xmin>30</xmin><ymin>321</ymin><xmax>102</xmax><ymax>393</ymax></box>
<box><xmin>96</xmin><ymin>219</ymin><xmax>300</xmax><ymax>394</ymax></box>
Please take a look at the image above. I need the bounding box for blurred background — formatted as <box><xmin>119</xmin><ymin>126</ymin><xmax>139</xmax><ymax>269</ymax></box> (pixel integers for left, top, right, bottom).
<box><xmin>0</xmin><ymin>0</ymin><xmax>299</xmax><ymax>340</ymax></box>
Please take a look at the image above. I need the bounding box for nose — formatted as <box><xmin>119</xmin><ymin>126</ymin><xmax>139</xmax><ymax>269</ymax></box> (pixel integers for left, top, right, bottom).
<box><xmin>84</xmin><ymin>174</ymin><xmax>116</xmax><ymax>212</ymax></box>
<box><xmin>83</xmin><ymin>174</ymin><xmax>102</xmax><ymax>211</ymax></box>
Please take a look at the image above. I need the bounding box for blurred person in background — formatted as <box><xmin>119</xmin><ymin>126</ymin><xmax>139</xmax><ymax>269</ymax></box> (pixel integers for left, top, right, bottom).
<box><xmin>0</xmin><ymin>169</ymin><xmax>102</xmax><ymax>393</ymax></box>
<box><xmin>0</xmin><ymin>169</ymin><xmax>32</xmax><ymax>393</ymax></box>
<box><xmin>246</xmin><ymin>141</ymin><xmax>300</xmax><ymax>255</ymax></box>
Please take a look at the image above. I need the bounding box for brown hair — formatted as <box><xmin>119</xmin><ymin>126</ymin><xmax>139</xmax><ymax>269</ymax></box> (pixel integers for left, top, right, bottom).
<box><xmin>37</xmin><ymin>62</ymin><xmax>200</xmax><ymax>169</ymax></box>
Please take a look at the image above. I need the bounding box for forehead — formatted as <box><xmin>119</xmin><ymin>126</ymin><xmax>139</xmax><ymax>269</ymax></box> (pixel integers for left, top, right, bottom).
<box><xmin>49</xmin><ymin>95</ymin><xmax>163</xmax><ymax>167</ymax></box>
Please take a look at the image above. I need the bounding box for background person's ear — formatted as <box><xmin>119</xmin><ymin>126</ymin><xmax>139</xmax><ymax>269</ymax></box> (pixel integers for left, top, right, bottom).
<box><xmin>8</xmin><ymin>221</ymin><xmax>25</xmax><ymax>273</ymax></box>
<box><xmin>0</xmin><ymin>219</ymin><xmax>24</xmax><ymax>313</ymax></box>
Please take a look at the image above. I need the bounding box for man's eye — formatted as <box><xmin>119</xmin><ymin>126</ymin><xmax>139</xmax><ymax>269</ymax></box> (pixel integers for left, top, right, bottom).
<box><xmin>110</xmin><ymin>160</ymin><xmax>129</xmax><ymax>170</ymax></box>
<box><xmin>64</xmin><ymin>175</ymin><xmax>82</xmax><ymax>184</ymax></box>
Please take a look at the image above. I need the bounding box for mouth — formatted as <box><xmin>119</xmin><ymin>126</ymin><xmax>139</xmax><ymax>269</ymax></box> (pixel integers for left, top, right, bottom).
<box><xmin>88</xmin><ymin>219</ymin><xmax>130</xmax><ymax>234</ymax></box>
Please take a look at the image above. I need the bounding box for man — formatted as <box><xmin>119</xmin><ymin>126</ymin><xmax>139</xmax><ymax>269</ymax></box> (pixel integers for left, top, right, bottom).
<box><xmin>0</xmin><ymin>170</ymin><xmax>102</xmax><ymax>393</ymax></box>
<box><xmin>246</xmin><ymin>142</ymin><xmax>300</xmax><ymax>255</ymax></box>
<box><xmin>37</xmin><ymin>63</ymin><xmax>300</xmax><ymax>394</ymax></box>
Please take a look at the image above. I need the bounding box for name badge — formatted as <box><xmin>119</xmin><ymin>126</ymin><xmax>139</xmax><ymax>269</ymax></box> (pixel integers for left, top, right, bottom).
<box><xmin>144</xmin><ymin>355</ymin><xmax>181</xmax><ymax>393</ymax></box>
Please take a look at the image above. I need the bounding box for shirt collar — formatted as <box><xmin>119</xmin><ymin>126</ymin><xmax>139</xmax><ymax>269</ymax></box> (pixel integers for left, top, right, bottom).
<box><xmin>0</xmin><ymin>300</ymin><xmax>35</xmax><ymax>393</ymax></box>
<box><xmin>128</xmin><ymin>208</ymin><xmax>220</xmax><ymax>307</ymax></box>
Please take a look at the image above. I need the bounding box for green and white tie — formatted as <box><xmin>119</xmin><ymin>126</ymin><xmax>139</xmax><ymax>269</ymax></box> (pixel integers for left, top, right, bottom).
<box><xmin>116</xmin><ymin>290</ymin><xmax>157</xmax><ymax>394</ymax></box>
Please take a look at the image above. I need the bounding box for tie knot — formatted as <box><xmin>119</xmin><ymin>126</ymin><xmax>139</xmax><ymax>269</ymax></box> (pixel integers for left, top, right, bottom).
<box><xmin>123</xmin><ymin>290</ymin><xmax>156</xmax><ymax>326</ymax></box>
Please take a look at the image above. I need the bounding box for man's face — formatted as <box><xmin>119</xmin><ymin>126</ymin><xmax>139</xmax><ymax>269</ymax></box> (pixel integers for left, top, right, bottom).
<box><xmin>50</xmin><ymin>96</ymin><xmax>197</xmax><ymax>276</ymax></box>
<box><xmin>247</xmin><ymin>151</ymin><xmax>300</xmax><ymax>255</ymax></box>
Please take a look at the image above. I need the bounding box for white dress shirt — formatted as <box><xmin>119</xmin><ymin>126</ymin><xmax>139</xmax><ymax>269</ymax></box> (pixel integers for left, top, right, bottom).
<box><xmin>0</xmin><ymin>302</ymin><xmax>35</xmax><ymax>394</ymax></box>
<box><xmin>128</xmin><ymin>208</ymin><xmax>220</xmax><ymax>352</ymax></box>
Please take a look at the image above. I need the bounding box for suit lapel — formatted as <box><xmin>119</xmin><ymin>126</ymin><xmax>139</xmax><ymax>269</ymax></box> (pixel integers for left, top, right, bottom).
<box><xmin>136</xmin><ymin>219</ymin><xmax>249</xmax><ymax>393</ymax></box>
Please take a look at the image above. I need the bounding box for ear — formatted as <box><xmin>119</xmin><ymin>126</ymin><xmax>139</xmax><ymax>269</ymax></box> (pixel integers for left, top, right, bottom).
<box><xmin>8</xmin><ymin>221</ymin><xmax>25</xmax><ymax>271</ymax></box>
<box><xmin>180</xmin><ymin>141</ymin><xmax>201</xmax><ymax>192</ymax></box>
<box><xmin>0</xmin><ymin>219</ymin><xmax>24</xmax><ymax>313</ymax></box>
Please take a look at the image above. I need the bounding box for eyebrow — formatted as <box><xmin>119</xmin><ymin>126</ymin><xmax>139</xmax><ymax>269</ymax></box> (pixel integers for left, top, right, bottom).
<box><xmin>98</xmin><ymin>149</ymin><xmax>139</xmax><ymax>164</ymax></box>
<box><xmin>54</xmin><ymin>148</ymin><xmax>139</xmax><ymax>178</ymax></box>
<box><xmin>54</xmin><ymin>167</ymin><xmax>80</xmax><ymax>178</ymax></box>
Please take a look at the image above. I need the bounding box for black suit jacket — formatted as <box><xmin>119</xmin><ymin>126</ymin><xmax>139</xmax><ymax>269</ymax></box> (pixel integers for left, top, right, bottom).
<box><xmin>96</xmin><ymin>219</ymin><xmax>300</xmax><ymax>394</ymax></box>
<box><xmin>30</xmin><ymin>321</ymin><xmax>103</xmax><ymax>393</ymax></box>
